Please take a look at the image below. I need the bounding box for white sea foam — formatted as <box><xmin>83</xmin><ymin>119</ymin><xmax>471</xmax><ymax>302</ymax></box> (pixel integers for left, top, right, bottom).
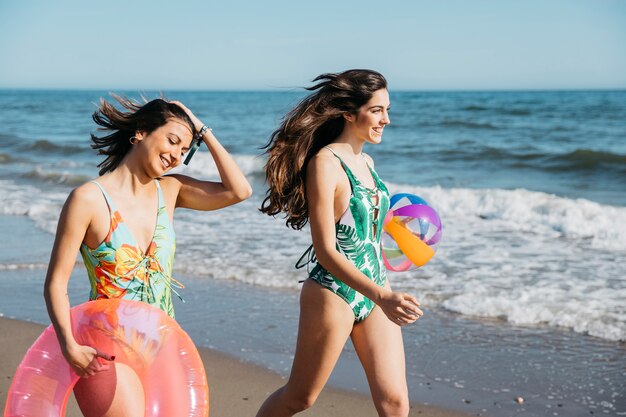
<box><xmin>390</xmin><ymin>184</ymin><xmax>626</xmax><ymax>251</ymax></box>
<box><xmin>0</xmin><ymin>263</ymin><xmax>48</xmax><ymax>270</ymax></box>
<box><xmin>383</xmin><ymin>182</ymin><xmax>626</xmax><ymax>341</ymax></box>
<box><xmin>0</xmin><ymin>180</ymin><xmax>65</xmax><ymax>234</ymax></box>
<box><xmin>171</xmin><ymin>153</ymin><xmax>266</xmax><ymax>178</ymax></box>
<box><xmin>2</xmin><ymin>176</ymin><xmax>624</xmax><ymax>341</ymax></box>
<box><xmin>24</xmin><ymin>166</ymin><xmax>92</xmax><ymax>186</ymax></box>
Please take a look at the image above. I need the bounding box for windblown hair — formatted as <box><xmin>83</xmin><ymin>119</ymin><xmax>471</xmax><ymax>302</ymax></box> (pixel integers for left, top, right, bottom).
<box><xmin>90</xmin><ymin>95</ymin><xmax>196</xmax><ymax>175</ymax></box>
<box><xmin>260</xmin><ymin>69</ymin><xmax>387</xmax><ymax>230</ymax></box>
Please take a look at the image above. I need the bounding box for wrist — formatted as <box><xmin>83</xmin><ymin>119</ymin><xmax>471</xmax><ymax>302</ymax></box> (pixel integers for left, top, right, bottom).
<box><xmin>371</xmin><ymin>286</ymin><xmax>389</xmax><ymax>304</ymax></box>
<box><xmin>197</xmin><ymin>124</ymin><xmax>212</xmax><ymax>137</ymax></box>
<box><xmin>60</xmin><ymin>339</ymin><xmax>79</xmax><ymax>356</ymax></box>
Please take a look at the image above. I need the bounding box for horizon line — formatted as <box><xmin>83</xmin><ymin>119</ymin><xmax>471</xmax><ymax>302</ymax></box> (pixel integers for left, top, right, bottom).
<box><xmin>1</xmin><ymin>86</ymin><xmax>625</xmax><ymax>93</ymax></box>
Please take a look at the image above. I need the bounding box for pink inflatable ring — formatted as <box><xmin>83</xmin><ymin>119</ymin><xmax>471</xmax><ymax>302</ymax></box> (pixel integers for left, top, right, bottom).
<box><xmin>4</xmin><ymin>299</ymin><xmax>209</xmax><ymax>417</ymax></box>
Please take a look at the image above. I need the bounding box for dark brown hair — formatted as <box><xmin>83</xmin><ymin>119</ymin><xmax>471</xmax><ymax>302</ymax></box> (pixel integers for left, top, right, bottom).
<box><xmin>260</xmin><ymin>69</ymin><xmax>387</xmax><ymax>229</ymax></box>
<box><xmin>90</xmin><ymin>95</ymin><xmax>196</xmax><ymax>175</ymax></box>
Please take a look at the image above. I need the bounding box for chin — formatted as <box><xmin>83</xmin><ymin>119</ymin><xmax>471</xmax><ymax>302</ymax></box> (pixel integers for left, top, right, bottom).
<box><xmin>147</xmin><ymin>165</ymin><xmax>167</xmax><ymax>179</ymax></box>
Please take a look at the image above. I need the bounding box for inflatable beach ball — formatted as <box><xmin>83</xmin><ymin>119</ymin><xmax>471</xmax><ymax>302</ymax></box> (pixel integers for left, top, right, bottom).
<box><xmin>382</xmin><ymin>193</ymin><xmax>442</xmax><ymax>272</ymax></box>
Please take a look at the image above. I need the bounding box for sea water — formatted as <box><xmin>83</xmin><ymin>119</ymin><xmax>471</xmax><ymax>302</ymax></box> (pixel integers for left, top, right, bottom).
<box><xmin>0</xmin><ymin>89</ymin><xmax>624</xmax><ymax>416</ymax></box>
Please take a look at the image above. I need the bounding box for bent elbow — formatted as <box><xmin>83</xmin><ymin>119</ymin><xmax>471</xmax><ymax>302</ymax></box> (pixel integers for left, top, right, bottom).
<box><xmin>235</xmin><ymin>184</ymin><xmax>253</xmax><ymax>202</ymax></box>
<box><xmin>311</xmin><ymin>246</ymin><xmax>337</xmax><ymax>269</ymax></box>
<box><xmin>243</xmin><ymin>184</ymin><xmax>253</xmax><ymax>200</ymax></box>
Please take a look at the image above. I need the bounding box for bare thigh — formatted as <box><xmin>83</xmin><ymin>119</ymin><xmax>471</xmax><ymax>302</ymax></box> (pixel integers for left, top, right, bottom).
<box><xmin>74</xmin><ymin>363</ymin><xmax>144</xmax><ymax>417</ymax></box>
<box><xmin>351</xmin><ymin>304</ymin><xmax>408</xmax><ymax>407</ymax></box>
<box><xmin>284</xmin><ymin>279</ymin><xmax>355</xmax><ymax>399</ymax></box>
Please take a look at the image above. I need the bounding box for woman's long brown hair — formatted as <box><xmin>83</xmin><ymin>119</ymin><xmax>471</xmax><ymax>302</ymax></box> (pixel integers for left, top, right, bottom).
<box><xmin>260</xmin><ymin>69</ymin><xmax>387</xmax><ymax>230</ymax></box>
<box><xmin>91</xmin><ymin>95</ymin><xmax>196</xmax><ymax>175</ymax></box>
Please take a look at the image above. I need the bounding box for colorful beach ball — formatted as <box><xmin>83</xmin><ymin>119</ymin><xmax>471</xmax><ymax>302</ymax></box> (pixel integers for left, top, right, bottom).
<box><xmin>382</xmin><ymin>193</ymin><xmax>442</xmax><ymax>272</ymax></box>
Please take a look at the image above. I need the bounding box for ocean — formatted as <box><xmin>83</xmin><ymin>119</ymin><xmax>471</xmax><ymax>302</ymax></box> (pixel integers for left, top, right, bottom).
<box><xmin>0</xmin><ymin>89</ymin><xmax>624</xmax><ymax>416</ymax></box>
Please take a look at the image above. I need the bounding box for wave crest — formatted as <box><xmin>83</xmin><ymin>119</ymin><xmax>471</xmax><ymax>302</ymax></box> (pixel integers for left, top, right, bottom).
<box><xmin>23</xmin><ymin>168</ymin><xmax>92</xmax><ymax>186</ymax></box>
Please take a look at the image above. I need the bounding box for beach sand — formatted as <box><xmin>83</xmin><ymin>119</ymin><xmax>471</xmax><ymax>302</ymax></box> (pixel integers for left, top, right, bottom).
<box><xmin>1</xmin><ymin>317</ymin><xmax>471</xmax><ymax>417</ymax></box>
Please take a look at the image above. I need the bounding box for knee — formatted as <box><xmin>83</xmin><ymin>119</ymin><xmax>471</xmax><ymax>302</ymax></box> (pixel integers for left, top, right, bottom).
<box><xmin>283</xmin><ymin>389</ymin><xmax>318</xmax><ymax>413</ymax></box>
<box><xmin>377</xmin><ymin>392</ymin><xmax>410</xmax><ymax>417</ymax></box>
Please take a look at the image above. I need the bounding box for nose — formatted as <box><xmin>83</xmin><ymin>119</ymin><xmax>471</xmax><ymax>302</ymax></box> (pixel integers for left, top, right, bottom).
<box><xmin>382</xmin><ymin>110</ymin><xmax>391</xmax><ymax>125</ymax></box>
<box><xmin>171</xmin><ymin>146</ymin><xmax>182</xmax><ymax>165</ymax></box>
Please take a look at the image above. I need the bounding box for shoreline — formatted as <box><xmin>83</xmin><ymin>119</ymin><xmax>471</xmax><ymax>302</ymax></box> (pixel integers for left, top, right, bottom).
<box><xmin>1</xmin><ymin>215</ymin><xmax>624</xmax><ymax>416</ymax></box>
<box><xmin>0</xmin><ymin>317</ymin><xmax>471</xmax><ymax>417</ymax></box>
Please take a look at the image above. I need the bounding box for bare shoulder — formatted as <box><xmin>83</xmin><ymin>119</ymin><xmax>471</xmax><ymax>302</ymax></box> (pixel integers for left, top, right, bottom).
<box><xmin>59</xmin><ymin>181</ymin><xmax>104</xmax><ymax>226</ymax></box>
<box><xmin>159</xmin><ymin>174</ymin><xmax>185</xmax><ymax>193</ymax></box>
<box><xmin>307</xmin><ymin>147</ymin><xmax>341</xmax><ymax>178</ymax></box>
<box><xmin>68</xmin><ymin>181</ymin><xmax>102</xmax><ymax>207</ymax></box>
<box><xmin>305</xmin><ymin>148</ymin><xmax>346</xmax><ymax>199</ymax></box>
<box><xmin>154</xmin><ymin>175</ymin><xmax>185</xmax><ymax>212</ymax></box>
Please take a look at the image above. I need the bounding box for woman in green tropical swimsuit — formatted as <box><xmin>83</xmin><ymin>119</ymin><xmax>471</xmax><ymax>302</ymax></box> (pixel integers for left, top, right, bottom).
<box><xmin>43</xmin><ymin>97</ymin><xmax>252</xmax><ymax>417</ymax></box>
<box><xmin>307</xmin><ymin>145</ymin><xmax>391</xmax><ymax>322</ymax></box>
<box><xmin>258</xmin><ymin>69</ymin><xmax>423</xmax><ymax>417</ymax></box>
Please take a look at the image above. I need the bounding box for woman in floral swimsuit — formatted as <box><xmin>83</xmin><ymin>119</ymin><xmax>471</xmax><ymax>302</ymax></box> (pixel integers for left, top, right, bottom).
<box><xmin>257</xmin><ymin>70</ymin><xmax>423</xmax><ymax>417</ymax></box>
<box><xmin>44</xmin><ymin>97</ymin><xmax>252</xmax><ymax>417</ymax></box>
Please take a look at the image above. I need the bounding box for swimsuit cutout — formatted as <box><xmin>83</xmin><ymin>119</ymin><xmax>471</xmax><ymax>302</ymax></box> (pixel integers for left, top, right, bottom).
<box><xmin>79</xmin><ymin>180</ymin><xmax>181</xmax><ymax>318</ymax></box>
<box><xmin>300</xmin><ymin>147</ymin><xmax>390</xmax><ymax>322</ymax></box>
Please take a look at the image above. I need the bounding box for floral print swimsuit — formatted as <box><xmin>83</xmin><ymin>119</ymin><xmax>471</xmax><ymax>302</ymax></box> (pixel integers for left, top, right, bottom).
<box><xmin>307</xmin><ymin>147</ymin><xmax>390</xmax><ymax>322</ymax></box>
<box><xmin>79</xmin><ymin>180</ymin><xmax>180</xmax><ymax>318</ymax></box>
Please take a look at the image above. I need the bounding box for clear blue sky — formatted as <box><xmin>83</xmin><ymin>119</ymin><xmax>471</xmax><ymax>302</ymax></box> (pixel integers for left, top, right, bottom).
<box><xmin>1</xmin><ymin>0</ymin><xmax>624</xmax><ymax>90</ymax></box>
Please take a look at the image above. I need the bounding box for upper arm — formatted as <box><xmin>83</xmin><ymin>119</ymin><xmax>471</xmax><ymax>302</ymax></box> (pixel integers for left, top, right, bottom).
<box><xmin>45</xmin><ymin>186</ymin><xmax>95</xmax><ymax>288</ymax></box>
<box><xmin>305</xmin><ymin>154</ymin><xmax>341</xmax><ymax>256</ymax></box>
<box><xmin>164</xmin><ymin>174</ymin><xmax>243</xmax><ymax>211</ymax></box>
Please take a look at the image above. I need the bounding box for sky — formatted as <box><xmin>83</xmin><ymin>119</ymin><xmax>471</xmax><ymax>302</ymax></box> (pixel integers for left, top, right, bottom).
<box><xmin>0</xmin><ymin>0</ymin><xmax>625</xmax><ymax>90</ymax></box>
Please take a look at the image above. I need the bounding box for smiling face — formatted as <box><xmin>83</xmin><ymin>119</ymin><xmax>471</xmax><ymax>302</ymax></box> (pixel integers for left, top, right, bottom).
<box><xmin>345</xmin><ymin>88</ymin><xmax>391</xmax><ymax>144</ymax></box>
<box><xmin>135</xmin><ymin>119</ymin><xmax>194</xmax><ymax>177</ymax></box>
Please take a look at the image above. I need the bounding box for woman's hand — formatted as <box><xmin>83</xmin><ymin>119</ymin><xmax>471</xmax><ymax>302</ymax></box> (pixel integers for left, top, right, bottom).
<box><xmin>63</xmin><ymin>343</ymin><xmax>115</xmax><ymax>378</ymax></box>
<box><xmin>170</xmin><ymin>100</ymin><xmax>203</xmax><ymax>132</ymax></box>
<box><xmin>378</xmin><ymin>290</ymin><xmax>423</xmax><ymax>326</ymax></box>
<box><xmin>164</xmin><ymin>100</ymin><xmax>252</xmax><ymax>211</ymax></box>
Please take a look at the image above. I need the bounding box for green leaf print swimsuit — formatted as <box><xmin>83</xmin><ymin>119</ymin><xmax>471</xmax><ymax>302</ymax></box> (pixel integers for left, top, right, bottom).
<box><xmin>305</xmin><ymin>147</ymin><xmax>391</xmax><ymax>322</ymax></box>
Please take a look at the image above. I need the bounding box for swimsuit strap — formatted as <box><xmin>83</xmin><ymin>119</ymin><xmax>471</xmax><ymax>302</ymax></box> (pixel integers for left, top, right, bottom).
<box><xmin>323</xmin><ymin>146</ymin><xmax>381</xmax><ymax>193</ymax></box>
<box><xmin>324</xmin><ymin>146</ymin><xmax>358</xmax><ymax>185</ymax></box>
<box><xmin>90</xmin><ymin>180</ymin><xmax>117</xmax><ymax>214</ymax></box>
<box><xmin>366</xmin><ymin>162</ymin><xmax>386</xmax><ymax>193</ymax></box>
<box><xmin>154</xmin><ymin>180</ymin><xmax>166</xmax><ymax>213</ymax></box>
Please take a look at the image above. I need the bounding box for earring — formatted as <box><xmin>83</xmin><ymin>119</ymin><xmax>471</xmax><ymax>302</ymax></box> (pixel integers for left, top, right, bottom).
<box><xmin>129</xmin><ymin>136</ymin><xmax>138</xmax><ymax>145</ymax></box>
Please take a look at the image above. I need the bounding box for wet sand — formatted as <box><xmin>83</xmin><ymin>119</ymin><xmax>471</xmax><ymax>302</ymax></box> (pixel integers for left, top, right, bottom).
<box><xmin>1</xmin><ymin>317</ymin><xmax>472</xmax><ymax>417</ymax></box>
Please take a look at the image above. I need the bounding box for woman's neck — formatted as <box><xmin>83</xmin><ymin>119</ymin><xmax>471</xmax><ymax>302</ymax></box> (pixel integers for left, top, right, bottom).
<box><xmin>103</xmin><ymin>158</ymin><xmax>154</xmax><ymax>195</ymax></box>
<box><xmin>331</xmin><ymin>133</ymin><xmax>364</xmax><ymax>156</ymax></box>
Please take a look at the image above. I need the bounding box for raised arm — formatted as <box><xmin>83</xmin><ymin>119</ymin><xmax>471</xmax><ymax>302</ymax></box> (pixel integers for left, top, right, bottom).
<box><xmin>168</xmin><ymin>101</ymin><xmax>252</xmax><ymax>211</ymax></box>
<box><xmin>43</xmin><ymin>185</ymin><xmax>114</xmax><ymax>376</ymax></box>
<box><xmin>306</xmin><ymin>153</ymin><xmax>422</xmax><ymax>325</ymax></box>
